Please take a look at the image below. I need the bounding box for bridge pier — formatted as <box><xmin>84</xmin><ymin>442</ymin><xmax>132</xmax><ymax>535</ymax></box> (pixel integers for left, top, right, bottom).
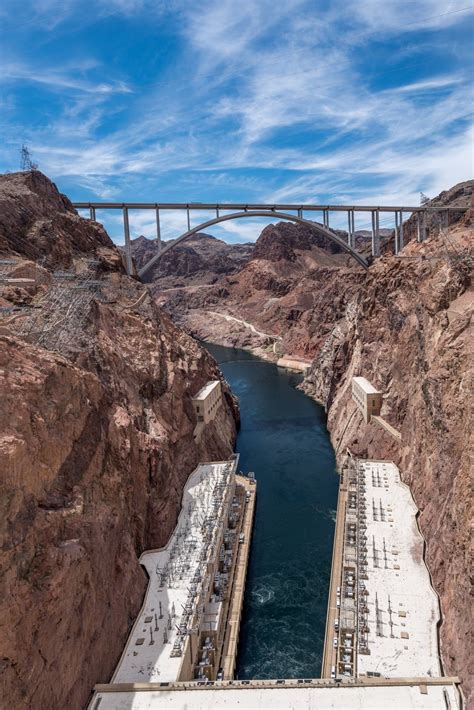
<box><xmin>371</xmin><ymin>210</ymin><xmax>380</xmax><ymax>257</ymax></box>
<box><xmin>416</xmin><ymin>212</ymin><xmax>427</xmax><ymax>242</ymax></box>
<box><xmin>89</xmin><ymin>206</ymin><xmax>96</xmax><ymax>221</ymax></box>
<box><xmin>123</xmin><ymin>206</ymin><xmax>132</xmax><ymax>275</ymax></box>
<box><xmin>394</xmin><ymin>211</ymin><xmax>406</xmax><ymax>254</ymax></box>
<box><xmin>323</xmin><ymin>209</ymin><xmax>329</xmax><ymax>228</ymax></box>
<box><xmin>394</xmin><ymin>211</ymin><xmax>400</xmax><ymax>254</ymax></box>
<box><xmin>155</xmin><ymin>208</ymin><xmax>162</xmax><ymax>252</ymax></box>
<box><xmin>347</xmin><ymin>209</ymin><xmax>355</xmax><ymax>249</ymax></box>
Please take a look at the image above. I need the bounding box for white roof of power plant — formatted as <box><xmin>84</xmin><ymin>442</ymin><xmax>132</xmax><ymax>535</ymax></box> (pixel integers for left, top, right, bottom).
<box><xmin>193</xmin><ymin>380</ymin><xmax>220</xmax><ymax>401</ymax></box>
<box><xmin>356</xmin><ymin>461</ymin><xmax>441</xmax><ymax>678</ymax></box>
<box><xmin>101</xmin><ymin>461</ymin><xmax>234</xmax><ymax>691</ymax></box>
<box><xmin>90</xmin><ymin>683</ymin><xmax>460</xmax><ymax>710</ymax></box>
<box><xmin>352</xmin><ymin>376</ymin><xmax>381</xmax><ymax>395</ymax></box>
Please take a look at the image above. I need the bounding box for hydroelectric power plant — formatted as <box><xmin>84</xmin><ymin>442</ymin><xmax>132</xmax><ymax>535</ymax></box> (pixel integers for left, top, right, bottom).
<box><xmin>89</xmin><ymin>346</ymin><xmax>462</xmax><ymax>709</ymax></box>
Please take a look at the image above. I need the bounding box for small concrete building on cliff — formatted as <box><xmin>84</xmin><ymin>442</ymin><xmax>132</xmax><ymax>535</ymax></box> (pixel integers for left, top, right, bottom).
<box><xmin>352</xmin><ymin>376</ymin><xmax>383</xmax><ymax>423</ymax></box>
<box><xmin>192</xmin><ymin>380</ymin><xmax>222</xmax><ymax>424</ymax></box>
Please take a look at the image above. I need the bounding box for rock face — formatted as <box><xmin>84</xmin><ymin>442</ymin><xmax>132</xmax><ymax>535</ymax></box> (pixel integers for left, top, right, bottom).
<box><xmin>302</xmin><ymin>222</ymin><xmax>473</xmax><ymax>703</ymax></box>
<box><xmin>130</xmin><ymin>233</ymin><xmax>254</xmax><ymax>287</ymax></box>
<box><xmin>0</xmin><ymin>172</ymin><xmax>238</xmax><ymax>710</ymax></box>
<box><xmin>158</xmin><ymin>220</ymin><xmax>363</xmax><ymax>359</ymax></box>
<box><xmin>153</xmin><ymin>182</ymin><xmax>473</xmax><ymax>702</ymax></box>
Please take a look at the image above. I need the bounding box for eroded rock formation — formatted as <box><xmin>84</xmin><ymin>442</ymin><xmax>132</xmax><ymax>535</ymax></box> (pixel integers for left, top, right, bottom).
<box><xmin>0</xmin><ymin>172</ymin><xmax>238</xmax><ymax>710</ymax></box>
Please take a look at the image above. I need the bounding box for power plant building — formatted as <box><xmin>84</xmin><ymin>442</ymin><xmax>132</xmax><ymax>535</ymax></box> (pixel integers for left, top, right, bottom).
<box><xmin>88</xmin><ymin>458</ymin><xmax>256</xmax><ymax>709</ymax></box>
<box><xmin>352</xmin><ymin>377</ymin><xmax>383</xmax><ymax>423</ymax></box>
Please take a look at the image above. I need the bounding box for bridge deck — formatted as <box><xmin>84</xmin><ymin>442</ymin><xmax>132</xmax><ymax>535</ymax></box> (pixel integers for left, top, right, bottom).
<box><xmin>73</xmin><ymin>202</ymin><xmax>466</xmax><ymax>212</ymax></box>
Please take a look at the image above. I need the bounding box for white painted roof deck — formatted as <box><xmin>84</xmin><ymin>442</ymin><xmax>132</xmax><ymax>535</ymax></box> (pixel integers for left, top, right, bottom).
<box><xmin>352</xmin><ymin>376</ymin><xmax>381</xmax><ymax>394</ymax></box>
<box><xmin>193</xmin><ymin>380</ymin><xmax>220</xmax><ymax>401</ymax></box>
<box><xmin>108</xmin><ymin>461</ymin><xmax>234</xmax><ymax>687</ymax></box>
<box><xmin>356</xmin><ymin>461</ymin><xmax>441</xmax><ymax>678</ymax></box>
<box><xmin>90</xmin><ymin>683</ymin><xmax>460</xmax><ymax>710</ymax></box>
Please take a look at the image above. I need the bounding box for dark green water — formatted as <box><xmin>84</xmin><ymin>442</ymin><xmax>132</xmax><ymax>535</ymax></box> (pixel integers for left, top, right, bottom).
<box><xmin>205</xmin><ymin>343</ymin><xmax>338</xmax><ymax>680</ymax></box>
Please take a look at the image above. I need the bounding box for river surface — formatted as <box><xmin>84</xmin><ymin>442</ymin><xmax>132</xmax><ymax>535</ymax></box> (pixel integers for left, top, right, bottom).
<box><xmin>205</xmin><ymin>343</ymin><xmax>338</xmax><ymax>680</ymax></box>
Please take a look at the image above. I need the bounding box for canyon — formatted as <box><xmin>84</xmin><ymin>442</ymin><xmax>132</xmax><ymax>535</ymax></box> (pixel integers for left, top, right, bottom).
<box><xmin>0</xmin><ymin>171</ymin><xmax>238</xmax><ymax>710</ymax></box>
<box><xmin>0</xmin><ymin>171</ymin><xmax>472</xmax><ymax>708</ymax></box>
<box><xmin>150</xmin><ymin>182</ymin><xmax>473</xmax><ymax>705</ymax></box>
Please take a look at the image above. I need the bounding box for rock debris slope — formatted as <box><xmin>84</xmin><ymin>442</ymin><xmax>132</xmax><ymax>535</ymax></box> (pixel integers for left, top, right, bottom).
<box><xmin>0</xmin><ymin>171</ymin><xmax>238</xmax><ymax>710</ymax></box>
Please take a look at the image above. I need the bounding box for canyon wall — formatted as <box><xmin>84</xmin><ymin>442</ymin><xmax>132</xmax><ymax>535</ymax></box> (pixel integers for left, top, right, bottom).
<box><xmin>0</xmin><ymin>172</ymin><xmax>238</xmax><ymax>710</ymax></box>
<box><xmin>302</xmin><ymin>221</ymin><xmax>473</xmax><ymax>704</ymax></box>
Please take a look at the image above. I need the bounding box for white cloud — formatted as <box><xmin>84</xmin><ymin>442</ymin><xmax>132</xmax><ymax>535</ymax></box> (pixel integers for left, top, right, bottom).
<box><xmin>1</xmin><ymin>0</ymin><xmax>472</xmax><ymax>219</ymax></box>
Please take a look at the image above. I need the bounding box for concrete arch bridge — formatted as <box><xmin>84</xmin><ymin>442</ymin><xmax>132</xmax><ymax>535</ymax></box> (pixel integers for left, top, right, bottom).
<box><xmin>72</xmin><ymin>201</ymin><xmax>467</xmax><ymax>278</ymax></box>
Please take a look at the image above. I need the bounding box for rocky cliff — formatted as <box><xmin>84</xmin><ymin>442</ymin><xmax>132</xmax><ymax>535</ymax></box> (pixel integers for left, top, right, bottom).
<box><xmin>302</xmin><ymin>217</ymin><xmax>473</xmax><ymax>703</ymax></box>
<box><xmin>0</xmin><ymin>172</ymin><xmax>238</xmax><ymax>710</ymax></box>
<box><xmin>130</xmin><ymin>233</ymin><xmax>254</xmax><ymax>287</ymax></box>
<box><xmin>158</xmin><ymin>220</ymin><xmax>364</xmax><ymax>360</ymax></box>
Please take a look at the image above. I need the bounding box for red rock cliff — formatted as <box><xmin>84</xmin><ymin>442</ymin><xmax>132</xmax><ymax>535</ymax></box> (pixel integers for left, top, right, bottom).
<box><xmin>302</xmin><ymin>220</ymin><xmax>473</xmax><ymax>704</ymax></box>
<box><xmin>0</xmin><ymin>172</ymin><xmax>238</xmax><ymax>710</ymax></box>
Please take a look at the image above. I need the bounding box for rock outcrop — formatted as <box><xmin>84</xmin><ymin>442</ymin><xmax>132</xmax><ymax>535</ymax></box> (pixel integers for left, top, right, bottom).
<box><xmin>0</xmin><ymin>172</ymin><xmax>238</xmax><ymax>710</ymax></box>
<box><xmin>130</xmin><ymin>233</ymin><xmax>254</xmax><ymax>287</ymax></box>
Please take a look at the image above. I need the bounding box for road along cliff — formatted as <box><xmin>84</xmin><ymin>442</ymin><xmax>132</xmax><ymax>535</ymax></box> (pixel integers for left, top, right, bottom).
<box><xmin>0</xmin><ymin>171</ymin><xmax>238</xmax><ymax>710</ymax></box>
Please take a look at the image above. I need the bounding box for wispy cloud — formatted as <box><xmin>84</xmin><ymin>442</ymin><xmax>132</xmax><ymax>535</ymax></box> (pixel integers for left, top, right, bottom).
<box><xmin>0</xmin><ymin>0</ymin><xmax>473</xmax><ymax>233</ymax></box>
<box><xmin>1</xmin><ymin>62</ymin><xmax>132</xmax><ymax>95</ymax></box>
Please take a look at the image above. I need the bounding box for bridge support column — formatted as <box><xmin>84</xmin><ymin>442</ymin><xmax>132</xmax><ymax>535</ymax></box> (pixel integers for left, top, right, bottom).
<box><xmin>416</xmin><ymin>212</ymin><xmax>425</xmax><ymax>242</ymax></box>
<box><xmin>187</xmin><ymin>207</ymin><xmax>191</xmax><ymax>232</ymax></box>
<box><xmin>347</xmin><ymin>210</ymin><xmax>355</xmax><ymax>248</ymax></box>
<box><xmin>89</xmin><ymin>206</ymin><xmax>96</xmax><ymax>221</ymax></box>
<box><xmin>399</xmin><ymin>211</ymin><xmax>404</xmax><ymax>250</ymax></box>
<box><xmin>323</xmin><ymin>209</ymin><xmax>329</xmax><ymax>228</ymax></box>
<box><xmin>421</xmin><ymin>211</ymin><xmax>426</xmax><ymax>241</ymax></box>
<box><xmin>394</xmin><ymin>211</ymin><xmax>399</xmax><ymax>254</ymax></box>
<box><xmin>155</xmin><ymin>208</ymin><xmax>162</xmax><ymax>252</ymax></box>
<box><xmin>123</xmin><ymin>206</ymin><xmax>132</xmax><ymax>275</ymax></box>
<box><xmin>371</xmin><ymin>210</ymin><xmax>380</xmax><ymax>257</ymax></box>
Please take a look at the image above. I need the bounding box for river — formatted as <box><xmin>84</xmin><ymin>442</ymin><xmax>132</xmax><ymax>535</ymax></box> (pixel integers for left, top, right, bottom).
<box><xmin>205</xmin><ymin>343</ymin><xmax>339</xmax><ymax>680</ymax></box>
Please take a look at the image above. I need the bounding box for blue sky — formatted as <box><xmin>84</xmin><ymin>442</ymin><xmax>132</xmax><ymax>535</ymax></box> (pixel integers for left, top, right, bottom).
<box><xmin>1</xmin><ymin>0</ymin><xmax>473</xmax><ymax>243</ymax></box>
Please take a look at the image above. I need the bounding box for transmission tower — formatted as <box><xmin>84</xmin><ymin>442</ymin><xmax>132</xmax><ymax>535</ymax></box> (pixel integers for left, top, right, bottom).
<box><xmin>20</xmin><ymin>144</ymin><xmax>38</xmax><ymax>171</ymax></box>
<box><xmin>419</xmin><ymin>192</ymin><xmax>431</xmax><ymax>205</ymax></box>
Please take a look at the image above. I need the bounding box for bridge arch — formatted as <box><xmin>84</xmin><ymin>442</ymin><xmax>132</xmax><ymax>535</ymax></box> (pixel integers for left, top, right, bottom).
<box><xmin>137</xmin><ymin>210</ymin><xmax>369</xmax><ymax>278</ymax></box>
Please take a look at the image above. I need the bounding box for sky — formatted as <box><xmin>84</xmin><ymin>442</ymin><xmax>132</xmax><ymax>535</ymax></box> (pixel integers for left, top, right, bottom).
<box><xmin>0</xmin><ymin>0</ymin><xmax>473</xmax><ymax>244</ymax></box>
